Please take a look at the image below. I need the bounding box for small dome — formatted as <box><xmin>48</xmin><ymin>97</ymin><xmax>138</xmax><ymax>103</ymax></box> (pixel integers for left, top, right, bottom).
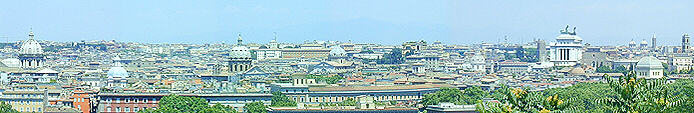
<box><xmin>230</xmin><ymin>46</ymin><xmax>252</xmax><ymax>59</ymax></box>
<box><xmin>629</xmin><ymin>40</ymin><xmax>636</xmax><ymax>45</ymax></box>
<box><xmin>107</xmin><ymin>63</ymin><xmax>129</xmax><ymax>78</ymax></box>
<box><xmin>640</xmin><ymin>40</ymin><xmax>648</xmax><ymax>45</ymax></box>
<box><xmin>636</xmin><ymin>56</ymin><xmax>663</xmax><ymax>69</ymax></box>
<box><xmin>329</xmin><ymin>45</ymin><xmax>346</xmax><ymax>57</ymax></box>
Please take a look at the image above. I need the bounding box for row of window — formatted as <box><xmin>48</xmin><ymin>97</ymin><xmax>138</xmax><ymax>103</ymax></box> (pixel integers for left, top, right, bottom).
<box><xmin>15</xmin><ymin>107</ymin><xmax>41</xmax><ymax>112</ymax></box>
<box><xmin>291</xmin><ymin>95</ymin><xmax>422</xmax><ymax>103</ymax></box>
<box><xmin>106</xmin><ymin>106</ymin><xmax>154</xmax><ymax>112</ymax></box>
<box><xmin>9</xmin><ymin>100</ymin><xmax>42</xmax><ymax>105</ymax></box>
<box><xmin>4</xmin><ymin>94</ymin><xmax>43</xmax><ymax>98</ymax></box>
<box><xmin>74</xmin><ymin>98</ymin><xmax>86</xmax><ymax>102</ymax></box>
<box><xmin>106</xmin><ymin>98</ymin><xmax>155</xmax><ymax>103</ymax></box>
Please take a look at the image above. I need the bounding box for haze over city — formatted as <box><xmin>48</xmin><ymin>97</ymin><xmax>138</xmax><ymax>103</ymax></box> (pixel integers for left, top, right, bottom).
<box><xmin>2</xmin><ymin>1</ymin><xmax>694</xmax><ymax>113</ymax></box>
<box><xmin>2</xmin><ymin>0</ymin><xmax>694</xmax><ymax>45</ymax></box>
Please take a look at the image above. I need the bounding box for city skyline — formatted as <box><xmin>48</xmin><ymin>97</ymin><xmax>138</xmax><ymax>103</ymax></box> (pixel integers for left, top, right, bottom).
<box><xmin>2</xmin><ymin>1</ymin><xmax>694</xmax><ymax>113</ymax></box>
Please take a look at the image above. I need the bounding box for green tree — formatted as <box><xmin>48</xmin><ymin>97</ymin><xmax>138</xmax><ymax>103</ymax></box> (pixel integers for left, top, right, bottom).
<box><xmin>421</xmin><ymin>87</ymin><xmax>487</xmax><ymax>105</ymax></box>
<box><xmin>477</xmin><ymin>86</ymin><xmax>575</xmax><ymax>113</ymax></box>
<box><xmin>668</xmin><ymin>79</ymin><xmax>694</xmax><ymax>112</ymax></box>
<box><xmin>0</xmin><ymin>101</ymin><xmax>19</xmax><ymax>113</ymax></box>
<box><xmin>304</xmin><ymin>74</ymin><xmax>344</xmax><ymax>84</ymax></box>
<box><xmin>376</xmin><ymin>48</ymin><xmax>404</xmax><ymax>64</ymax></box>
<box><xmin>596</xmin><ymin>65</ymin><xmax>613</xmax><ymax>73</ymax></box>
<box><xmin>464</xmin><ymin>86</ymin><xmax>488</xmax><ymax>103</ymax></box>
<box><xmin>244</xmin><ymin>101</ymin><xmax>268</xmax><ymax>113</ymax></box>
<box><xmin>159</xmin><ymin>94</ymin><xmax>209</xmax><ymax>112</ymax></box>
<box><xmin>270</xmin><ymin>92</ymin><xmax>297</xmax><ymax>107</ymax></box>
<box><xmin>139</xmin><ymin>94</ymin><xmax>237</xmax><ymax>113</ymax></box>
<box><xmin>598</xmin><ymin>73</ymin><xmax>682</xmax><ymax>113</ymax></box>
<box><xmin>543</xmin><ymin>83</ymin><xmax>613</xmax><ymax>112</ymax></box>
<box><xmin>338</xmin><ymin>98</ymin><xmax>358</xmax><ymax>106</ymax></box>
<box><xmin>614</xmin><ymin>65</ymin><xmax>629</xmax><ymax>74</ymax></box>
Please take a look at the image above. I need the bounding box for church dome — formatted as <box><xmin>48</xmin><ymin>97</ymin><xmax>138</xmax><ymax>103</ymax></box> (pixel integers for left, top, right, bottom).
<box><xmin>629</xmin><ymin>40</ymin><xmax>636</xmax><ymax>45</ymax></box>
<box><xmin>636</xmin><ymin>56</ymin><xmax>663</xmax><ymax>69</ymax></box>
<box><xmin>329</xmin><ymin>45</ymin><xmax>347</xmax><ymax>57</ymax></box>
<box><xmin>20</xmin><ymin>31</ymin><xmax>43</xmax><ymax>55</ymax></box>
<box><xmin>107</xmin><ymin>63</ymin><xmax>129</xmax><ymax>78</ymax></box>
<box><xmin>640</xmin><ymin>40</ymin><xmax>648</xmax><ymax>45</ymax></box>
<box><xmin>230</xmin><ymin>46</ymin><xmax>252</xmax><ymax>59</ymax></box>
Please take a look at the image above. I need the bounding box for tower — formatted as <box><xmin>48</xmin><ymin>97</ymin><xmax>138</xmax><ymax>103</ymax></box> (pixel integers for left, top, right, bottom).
<box><xmin>682</xmin><ymin>33</ymin><xmax>690</xmax><ymax>53</ymax></box>
<box><xmin>237</xmin><ymin>34</ymin><xmax>243</xmax><ymax>46</ymax></box>
<box><xmin>19</xmin><ymin>29</ymin><xmax>46</xmax><ymax>69</ymax></box>
<box><xmin>651</xmin><ymin>34</ymin><xmax>656</xmax><ymax>49</ymax></box>
<box><xmin>536</xmin><ymin>39</ymin><xmax>547</xmax><ymax>62</ymax></box>
<box><xmin>269</xmin><ymin>32</ymin><xmax>279</xmax><ymax>49</ymax></box>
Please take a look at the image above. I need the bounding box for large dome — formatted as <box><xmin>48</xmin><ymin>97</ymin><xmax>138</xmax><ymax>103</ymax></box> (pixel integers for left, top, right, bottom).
<box><xmin>230</xmin><ymin>46</ymin><xmax>252</xmax><ymax>59</ymax></box>
<box><xmin>329</xmin><ymin>45</ymin><xmax>347</xmax><ymax>57</ymax></box>
<box><xmin>20</xmin><ymin>31</ymin><xmax>43</xmax><ymax>55</ymax></box>
<box><xmin>636</xmin><ymin>56</ymin><xmax>663</xmax><ymax>69</ymax></box>
<box><xmin>107</xmin><ymin>63</ymin><xmax>129</xmax><ymax>78</ymax></box>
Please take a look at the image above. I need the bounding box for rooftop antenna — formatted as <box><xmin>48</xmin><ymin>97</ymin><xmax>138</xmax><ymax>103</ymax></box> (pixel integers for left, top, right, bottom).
<box><xmin>504</xmin><ymin>35</ymin><xmax>509</xmax><ymax>44</ymax></box>
<box><xmin>273</xmin><ymin>32</ymin><xmax>278</xmax><ymax>41</ymax></box>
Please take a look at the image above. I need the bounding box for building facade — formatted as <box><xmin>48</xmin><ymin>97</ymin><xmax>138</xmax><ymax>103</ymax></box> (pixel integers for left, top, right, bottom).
<box><xmin>549</xmin><ymin>26</ymin><xmax>583</xmax><ymax>66</ymax></box>
<box><xmin>0</xmin><ymin>85</ymin><xmax>47</xmax><ymax>112</ymax></box>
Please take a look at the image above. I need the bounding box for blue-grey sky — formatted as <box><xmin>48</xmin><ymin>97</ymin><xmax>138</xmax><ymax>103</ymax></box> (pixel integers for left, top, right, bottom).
<box><xmin>1</xmin><ymin>0</ymin><xmax>693</xmax><ymax>45</ymax></box>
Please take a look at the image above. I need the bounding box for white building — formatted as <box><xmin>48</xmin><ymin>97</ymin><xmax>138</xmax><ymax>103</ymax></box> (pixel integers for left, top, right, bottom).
<box><xmin>549</xmin><ymin>26</ymin><xmax>583</xmax><ymax>66</ymax></box>
<box><xmin>668</xmin><ymin>54</ymin><xmax>692</xmax><ymax>71</ymax></box>
<box><xmin>256</xmin><ymin>49</ymin><xmax>282</xmax><ymax>60</ymax></box>
<box><xmin>635</xmin><ymin>56</ymin><xmax>664</xmax><ymax>79</ymax></box>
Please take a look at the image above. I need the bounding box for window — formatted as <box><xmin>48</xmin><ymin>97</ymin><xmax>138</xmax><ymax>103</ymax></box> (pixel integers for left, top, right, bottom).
<box><xmin>77</xmin><ymin>105</ymin><xmax>81</xmax><ymax>110</ymax></box>
<box><xmin>125</xmin><ymin>107</ymin><xmax>130</xmax><ymax>112</ymax></box>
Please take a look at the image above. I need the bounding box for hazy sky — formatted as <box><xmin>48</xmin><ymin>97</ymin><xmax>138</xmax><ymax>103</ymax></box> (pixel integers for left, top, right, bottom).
<box><xmin>1</xmin><ymin>0</ymin><xmax>693</xmax><ymax>45</ymax></box>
